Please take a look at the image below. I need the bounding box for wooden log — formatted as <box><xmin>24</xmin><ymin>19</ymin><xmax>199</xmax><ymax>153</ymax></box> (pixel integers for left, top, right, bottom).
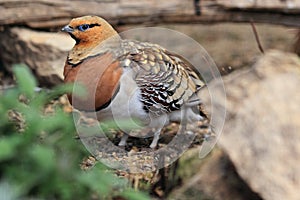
<box><xmin>0</xmin><ymin>0</ymin><xmax>300</xmax><ymax>29</ymax></box>
<box><xmin>217</xmin><ymin>0</ymin><xmax>300</xmax><ymax>12</ymax></box>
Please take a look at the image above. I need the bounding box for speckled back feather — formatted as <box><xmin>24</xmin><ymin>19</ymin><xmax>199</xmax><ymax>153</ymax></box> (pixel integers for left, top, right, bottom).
<box><xmin>114</xmin><ymin>40</ymin><xmax>205</xmax><ymax>116</ymax></box>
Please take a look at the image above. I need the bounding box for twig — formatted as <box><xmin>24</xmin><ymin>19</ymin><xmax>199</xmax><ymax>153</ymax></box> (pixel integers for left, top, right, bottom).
<box><xmin>194</xmin><ymin>0</ymin><xmax>201</xmax><ymax>16</ymax></box>
<box><xmin>250</xmin><ymin>20</ymin><xmax>264</xmax><ymax>54</ymax></box>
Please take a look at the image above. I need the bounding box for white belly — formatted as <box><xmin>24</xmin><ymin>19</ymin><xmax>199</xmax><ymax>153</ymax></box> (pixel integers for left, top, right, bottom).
<box><xmin>96</xmin><ymin>69</ymin><xmax>148</xmax><ymax>124</ymax></box>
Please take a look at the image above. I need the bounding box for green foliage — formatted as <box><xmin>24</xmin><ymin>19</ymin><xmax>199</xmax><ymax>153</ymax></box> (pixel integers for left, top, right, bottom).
<box><xmin>0</xmin><ymin>65</ymin><xmax>149</xmax><ymax>200</ymax></box>
<box><xmin>121</xmin><ymin>189</ymin><xmax>151</xmax><ymax>200</ymax></box>
<box><xmin>13</xmin><ymin>64</ymin><xmax>37</xmax><ymax>99</ymax></box>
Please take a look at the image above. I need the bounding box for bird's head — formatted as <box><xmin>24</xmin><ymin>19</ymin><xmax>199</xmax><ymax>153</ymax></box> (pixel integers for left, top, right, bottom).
<box><xmin>61</xmin><ymin>16</ymin><xmax>118</xmax><ymax>45</ymax></box>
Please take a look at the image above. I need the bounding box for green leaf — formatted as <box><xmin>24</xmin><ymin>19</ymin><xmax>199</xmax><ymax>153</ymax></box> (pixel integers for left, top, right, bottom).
<box><xmin>77</xmin><ymin>170</ymin><xmax>110</xmax><ymax>195</ymax></box>
<box><xmin>71</xmin><ymin>82</ymin><xmax>87</xmax><ymax>98</ymax></box>
<box><xmin>13</xmin><ymin>64</ymin><xmax>37</xmax><ymax>99</ymax></box>
<box><xmin>29</xmin><ymin>145</ymin><xmax>55</xmax><ymax>172</ymax></box>
<box><xmin>121</xmin><ymin>189</ymin><xmax>150</xmax><ymax>200</ymax></box>
<box><xmin>1</xmin><ymin>88</ymin><xmax>19</xmax><ymax>110</ymax></box>
<box><xmin>47</xmin><ymin>83</ymin><xmax>87</xmax><ymax>101</ymax></box>
<box><xmin>0</xmin><ymin>136</ymin><xmax>22</xmax><ymax>161</ymax></box>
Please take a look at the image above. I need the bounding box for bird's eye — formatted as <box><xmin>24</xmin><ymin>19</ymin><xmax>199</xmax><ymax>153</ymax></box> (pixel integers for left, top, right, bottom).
<box><xmin>78</xmin><ymin>24</ymin><xmax>90</xmax><ymax>31</ymax></box>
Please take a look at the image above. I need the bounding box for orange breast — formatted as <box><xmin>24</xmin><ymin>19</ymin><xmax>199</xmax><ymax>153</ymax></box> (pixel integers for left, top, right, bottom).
<box><xmin>64</xmin><ymin>53</ymin><xmax>123</xmax><ymax>111</ymax></box>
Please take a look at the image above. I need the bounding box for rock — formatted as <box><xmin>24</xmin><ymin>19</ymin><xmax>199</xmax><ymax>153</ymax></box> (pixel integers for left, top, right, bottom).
<box><xmin>217</xmin><ymin>50</ymin><xmax>300</xmax><ymax>200</ymax></box>
<box><xmin>168</xmin><ymin>149</ymin><xmax>262</xmax><ymax>200</ymax></box>
<box><xmin>294</xmin><ymin>30</ymin><xmax>300</xmax><ymax>56</ymax></box>
<box><xmin>0</xmin><ymin>27</ymin><xmax>74</xmax><ymax>87</ymax></box>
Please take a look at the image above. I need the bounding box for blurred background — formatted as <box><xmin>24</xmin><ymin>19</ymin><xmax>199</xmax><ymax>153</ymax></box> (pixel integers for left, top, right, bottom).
<box><xmin>0</xmin><ymin>0</ymin><xmax>300</xmax><ymax>200</ymax></box>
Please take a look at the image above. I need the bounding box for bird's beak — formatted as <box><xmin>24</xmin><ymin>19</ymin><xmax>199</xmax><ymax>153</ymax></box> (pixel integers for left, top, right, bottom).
<box><xmin>61</xmin><ymin>25</ymin><xmax>74</xmax><ymax>33</ymax></box>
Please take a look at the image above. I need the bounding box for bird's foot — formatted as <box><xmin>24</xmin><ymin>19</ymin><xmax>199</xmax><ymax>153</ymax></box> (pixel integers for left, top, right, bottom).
<box><xmin>149</xmin><ymin>131</ymin><xmax>160</xmax><ymax>149</ymax></box>
<box><xmin>118</xmin><ymin>134</ymin><xmax>128</xmax><ymax>147</ymax></box>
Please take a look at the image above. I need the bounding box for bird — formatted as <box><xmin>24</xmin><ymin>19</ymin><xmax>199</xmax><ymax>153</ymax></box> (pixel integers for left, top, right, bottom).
<box><xmin>62</xmin><ymin>16</ymin><xmax>207</xmax><ymax>148</ymax></box>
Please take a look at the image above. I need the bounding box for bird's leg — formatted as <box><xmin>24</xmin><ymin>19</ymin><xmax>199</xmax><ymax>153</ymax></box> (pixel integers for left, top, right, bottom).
<box><xmin>118</xmin><ymin>133</ymin><xmax>128</xmax><ymax>146</ymax></box>
<box><xmin>150</xmin><ymin>129</ymin><xmax>162</xmax><ymax>149</ymax></box>
<box><xmin>148</xmin><ymin>114</ymin><xmax>168</xmax><ymax>148</ymax></box>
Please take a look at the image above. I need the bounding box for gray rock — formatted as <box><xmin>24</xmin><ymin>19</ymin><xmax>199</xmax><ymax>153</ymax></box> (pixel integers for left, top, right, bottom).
<box><xmin>0</xmin><ymin>27</ymin><xmax>74</xmax><ymax>87</ymax></box>
<box><xmin>218</xmin><ymin>50</ymin><xmax>300</xmax><ymax>200</ymax></box>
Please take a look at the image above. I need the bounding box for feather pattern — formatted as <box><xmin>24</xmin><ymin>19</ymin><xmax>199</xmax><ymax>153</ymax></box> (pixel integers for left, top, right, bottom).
<box><xmin>107</xmin><ymin>40</ymin><xmax>205</xmax><ymax>116</ymax></box>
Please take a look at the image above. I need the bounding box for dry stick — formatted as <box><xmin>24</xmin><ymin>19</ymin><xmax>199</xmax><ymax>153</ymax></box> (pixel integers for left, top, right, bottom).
<box><xmin>250</xmin><ymin>20</ymin><xmax>265</xmax><ymax>54</ymax></box>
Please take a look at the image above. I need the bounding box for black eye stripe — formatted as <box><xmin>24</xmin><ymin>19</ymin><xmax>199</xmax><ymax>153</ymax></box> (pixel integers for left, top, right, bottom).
<box><xmin>77</xmin><ymin>23</ymin><xmax>101</xmax><ymax>30</ymax></box>
<box><xmin>88</xmin><ymin>23</ymin><xmax>101</xmax><ymax>28</ymax></box>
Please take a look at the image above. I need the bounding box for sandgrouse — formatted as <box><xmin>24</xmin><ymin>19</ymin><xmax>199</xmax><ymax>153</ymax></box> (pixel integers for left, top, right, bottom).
<box><xmin>62</xmin><ymin>16</ymin><xmax>207</xmax><ymax>148</ymax></box>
